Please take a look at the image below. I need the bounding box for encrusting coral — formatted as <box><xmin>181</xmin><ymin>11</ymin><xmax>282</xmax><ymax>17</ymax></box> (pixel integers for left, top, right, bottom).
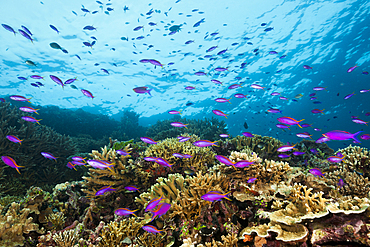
<box><xmin>0</xmin><ymin>202</ymin><xmax>44</xmax><ymax>247</ymax></box>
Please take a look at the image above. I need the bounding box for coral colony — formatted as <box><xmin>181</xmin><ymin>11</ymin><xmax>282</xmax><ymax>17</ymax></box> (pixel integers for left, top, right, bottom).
<box><xmin>0</xmin><ymin>0</ymin><xmax>370</xmax><ymax>246</ymax></box>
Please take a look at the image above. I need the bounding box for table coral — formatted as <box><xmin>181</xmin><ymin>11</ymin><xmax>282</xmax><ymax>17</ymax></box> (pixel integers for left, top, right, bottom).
<box><xmin>0</xmin><ymin>202</ymin><xmax>44</xmax><ymax>247</ymax></box>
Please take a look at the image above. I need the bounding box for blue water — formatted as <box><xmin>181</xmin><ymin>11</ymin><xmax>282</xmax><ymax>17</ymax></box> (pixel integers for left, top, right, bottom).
<box><xmin>1</xmin><ymin>0</ymin><xmax>369</xmax><ymax>150</ymax></box>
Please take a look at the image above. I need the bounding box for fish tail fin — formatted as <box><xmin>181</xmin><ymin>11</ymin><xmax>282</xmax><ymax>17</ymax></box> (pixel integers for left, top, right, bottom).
<box><xmin>37</xmin><ymin>121</ymin><xmax>41</xmax><ymax>125</ymax></box>
<box><xmin>352</xmin><ymin>131</ymin><xmax>363</xmax><ymax>143</ymax></box>
<box><xmin>16</xmin><ymin>168</ymin><xmax>21</xmax><ymax>174</ymax></box>
<box><xmin>184</xmin><ymin>124</ymin><xmax>188</xmax><ymax>129</ymax></box>
<box><xmin>297</xmin><ymin>124</ymin><xmax>302</xmax><ymax>128</ymax></box>
<box><xmin>148</xmin><ymin>89</ymin><xmax>153</xmax><ymax>97</ymax></box>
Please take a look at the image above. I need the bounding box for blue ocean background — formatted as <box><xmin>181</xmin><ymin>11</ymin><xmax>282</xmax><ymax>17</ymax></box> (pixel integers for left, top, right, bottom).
<box><xmin>1</xmin><ymin>0</ymin><xmax>369</xmax><ymax>151</ymax></box>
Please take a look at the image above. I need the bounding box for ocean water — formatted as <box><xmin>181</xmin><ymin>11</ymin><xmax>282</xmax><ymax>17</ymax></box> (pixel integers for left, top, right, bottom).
<box><xmin>1</xmin><ymin>0</ymin><xmax>369</xmax><ymax>151</ymax></box>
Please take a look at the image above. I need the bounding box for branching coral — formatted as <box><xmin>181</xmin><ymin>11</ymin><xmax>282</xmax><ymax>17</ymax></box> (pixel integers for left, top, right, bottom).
<box><xmin>45</xmin><ymin>212</ymin><xmax>66</xmax><ymax>231</ymax></box>
<box><xmin>338</xmin><ymin>145</ymin><xmax>370</xmax><ymax>176</ymax></box>
<box><xmin>0</xmin><ymin>202</ymin><xmax>44</xmax><ymax>247</ymax></box>
<box><xmin>52</xmin><ymin>229</ymin><xmax>79</xmax><ymax>247</ymax></box>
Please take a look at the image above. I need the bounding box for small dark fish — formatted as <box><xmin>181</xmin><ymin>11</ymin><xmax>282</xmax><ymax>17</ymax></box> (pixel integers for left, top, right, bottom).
<box><xmin>25</xmin><ymin>60</ymin><xmax>36</xmax><ymax>66</ymax></box>
<box><xmin>50</xmin><ymin>25</ymin><xmax>59</xmax><ymax>34</ymax></box>
<box><xmin>18</xmin><ymin>29</ymin><xmax>34</xmax><ymax>43</ymax></box>
<box><xmin>83</xmin><ymin>25</ymin><xmax>96</xmax><ymax>30</ymax></box>
<box><xmin>193</xmin><ymin>18</ymin><xmax>205</xmax><ymax>27</ymax></box>
<box><xmin>92</xmin><ymin>11</ymin><xmax>99</xmax><ymax>14</ymax></box>
<box><xmin>2</xmin><ymin>24</ymin><xmax>16</xmax><ymax>35</ymax></box>
<box><xmin>243</xmin><ymin>122</ymin><xmax>248</xmax><ymax>129</ymax></box>
<box><xmin>75</xmin><ymin>55</ymin><xmax>81</xmax><ymax>60</ymax></box>
<box><xmin>21</xmin><ymin>26</ymin><xmax>33</xmax><ymax>36</ymax></box>
<box><xmin>50</xmin><ymin>42</ymin><xmax>62</xmax><ymax>49</ymax></box>
<box><xmin>133</xmin><ymin>26</ymin><xmax>144</xmax><ymax>31</ymax></box>
<box><xmin>107</xmin><ymin>7</ymin><xmax>114</xmax><ymax>11</ymax></box>
<box><xmin>217</xmin><ymin>49</ymin><xmax>227</xmax><ymax>55</ymax></box>
<box><xmin>186</xmin><ymin>102</ymin><xmax>194</xmax><ymax>106</ymax></box>
<box><xmin>30</xmin><ymin>83</ymin><xmax>39</xmax><ymax>88</ymax></box>
<box><xmin>261</xmin><ymin>23</ymin><xmax>267</xmax><ymax>26</ymax></box>
<box><xmin>91</xmin><ymin>36</ymin><xmax>97</xmax><ymax>40</ymax></box>
<box><xmin>81</xmin><ymin>8</ymin><xmax>90</xmax><ymax>13</ymax></box>
<box><xmin>61</xmin><ymin>48</ymin><xmax>68</xmax><ymax>53</ymax></box>
<box><xmin>264</xmin><ymin>27</ymin><xmax>274</xmax><ymax>32</ymax></box>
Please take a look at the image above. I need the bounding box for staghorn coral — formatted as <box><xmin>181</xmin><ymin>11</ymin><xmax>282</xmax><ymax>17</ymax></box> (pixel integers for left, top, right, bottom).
<box><xmin>143</xmin><ymin>135</ymin><xmax>215</xmax><ymax>173</ymax></box>
<box><xmin>45</xmin><ymin>212</ymin><xmax>66</xmax><ymax>231</ymax></box>
<box><xmin>52</xmin><ymin>228</ymin><xmax>79</xmax><ymax>247</ymax></box>
<box><xmin>82</xmin><ymin>145</ymin><xmax>151</xmax><ymax>198</ymax></box>
<box><xmin>0</xmin><ymin>202</ymin><xmax>44</xmax><ymax>247</ymax></box>
<box><xmin>145</xmin><ymin>117</ymin><xmax>228</xmax><ymax>141</ymax></box>
<box><xmin>338</xmin><ymin>145</ymin><xmax>370</xmax><ymax>176</ymax></box>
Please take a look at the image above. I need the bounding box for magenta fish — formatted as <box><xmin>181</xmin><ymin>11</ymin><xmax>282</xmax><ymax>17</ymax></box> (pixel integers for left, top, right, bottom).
<box><xmin>155</xmin><ymin>158</ymin><xmax>174</xmax><ymax>169</ymax></box>
<box><xmin>140</xmin><ymin>137</ymin><xmax>157</xmax><ymax>144</ymax></box>
<box><xmin>214</xmin><ymin>67</ymin><xmax>228</xmax><ymax>72</ymax></box>
<box><xmin>178</xmin><ymin>136</ymin><xmax>191</xmax><ymax>142</ymax></box>
<box><xmin>303</xmin><ymin>65</ymin><xmax>312</xmax><ymax>70</ymax></box>
<box><xmin>228</xmin><ymin>83</ymin><xmax>242</xmax><ymax>89</ymax></box>
<box><xmin>115</xmin><ymin>208</ymin><xmax>138</xmax><ymax>217</ymax></box>
<box><xmin>267</xmin><ymin>108</ymin><xmax>282</xmax><ymax>114</ymax></box>
<box><xmin>347</xmin><ymin>64</ymin><xmax>358</xmax><ymax>73</ymax></box>
<box><xmin>309</xmin><ymin>168</ymin><xmax>324</xmax><ymax>178</ymax></box>
<box><xmin>271</xmin><ymin>92</ymin><xmax>280</xmax><ymax>96</ymax></box>
<box><xmin>144</xmin><ymin>157</ymin><xmax>158</xmax><ymax>162</ymax></box>
<box><xmin>19</xmin><ymin>106</ymin><xmax>39</xmax><ymax>114</ymax></box>
<box><xmin>251</xmin><ymin>84</ymin><xmax>265</xmax><ymax>90</ymax></box>
<box><xmin>133</xmin><ymin>86</ymin><xmax>153</xmax><ymax>96</ymax></box>
<box><xmin>149</xmin><ymin>202</ymin><xmax>171</xmax><ymax>221</ymax></box>
<box><xmin>142</xmin><ymin>225</ymin><xmax>164</xmax><ymax>235</ymax></box>
<box><xmin>278</xmin><ymin>154</ymin><xmax>290</xmax><ymax>158</ymax></box>
<box><xmin>352</xmin><ymin>119</ymin><xmax>368</xmax><ymax>125</ymax></box>
<box><xmin>219</xmin><ymin>134</ymin><xmax>229</xmax><ymax>138</ymax></box>
<box><xmin>277</xmin><ymin>145</ymin><xmax>296</xmax><ymax>152</ymax></box>
<box><xmin>323</xmin><ymin>130</ymin><xmax>362</xmax><ymax>143</ymax></box>
<box><xmin>195</xmin><ymin>71</ymin><xmax>207</xmax><ymax>76</ymax></box>
<box><xmin>311</xmin><ymin>109</ymin><xmax>324</xmax><ymax>114</ymax></box>
<box><xmin>173</xmin><ymin>153</ymin><xmax>184</xmax><ymax>158</ymax></box>
<box><xmin>72</xmin><ymin>156</ymin><xmax>86</xmax><ymax>162</ymax></box>
<box><xmin>66</xmin><ymin>162</ymin><xmax>77</xmax><ymax>170</ymax></box>
<box><xmin>1</xmin><ymin>156</ymin><xmax>24</xmax><ymax>174</ymax></box>
<box><xmin>212</xmin><ymin>110</ymin><xmax>228</xmax><ymax>118</ymax></box>
<box><xmin>64</xmin><ymin>78</ymin><xmax>77</xmax><ymax>84</ymax></box>
<box><xmin>116</xmin><ymin>150</ymin><xmax>131</xmax><ymax>156</ymax></box>
<box><xmin>361</xmin><ymin>134</ymin><xmax>370</xmax><ymax>140</ymax></box>
<box><xmin>234</xmin><ymin>160</ymin><xmax>254</xmax><ymax>168</ymax></box>
<box><xmin>10</xmin><ymin>95</ymin><xmax>32</xmax><ymax>103</ymax></box>
<box><xmin>41</xmin><ymin>152</ymin><xmax>57</xmax><ymax>161</ymax></box>
<box><xmin>124</xmin><ymin>185</ymin><xmax>140</xmax><ymax>192</ymax></box>
<box><xmin>81</xmin><ymin>89</ymin><xmax>95</xmax><ymax>99</ymax></box>
<box><xmin>22</xmin><ymin>116</ymin><xmax>41</xmax><ymax>124</ymax></box>
<box><xmin>168</xmin><ymin>110</ymin><xmax>182</xmax><ymax>115</ymax></box>
<box><xmin>145</xmin><ymin>196</ymin><xmax>163</xmax><ymax>212</ymax></box>
<box><xmin>201</xmin><ymin>191</ymin><xmax>231</xmax><ymax>202</ymax></box>
<box><xmin>185</xmin><ymin>86</ymin><xmax>196</xmax><ymax>90</ymax></box>
<box><xmin>242</xmin><ymin>132</ymin><xmax>253</xmax><ymax>137</ymax></box>
<box><xmin>86</xmin><ymin>160</ymin><xmax>114</xmax><ymax>171</ymax></box>
<box><xmin>193</xmin><ymin>140</ymin><xmax>218</xmax><ymax>147</ymax></box>
<box><xmin>344</xmin><ymin>92</ymin><xmax>355</xmax><ymax>100</ymax></box>
<box><xmin>50</xmin><ymin>75</ymin><xmax>64</xmax><ymax>88</ymax></box>
<box><xmin>296</xmin><ymin>132</ymin><xmax>312</xmax><ymax>139</ymax></box>
<box><xmin>215</xmin><ymin>98</ymin><xmax>231</xmax><ymax>103</ymax></box>
<box><xmin>171</xmin><ymin>122</ymin><xmax>188</xmax><ymax>128</ymax></box>
<box><xmin>316</xmin><ymin>136</ymin><xmax>329</xmax><ymax>143</ymax></box>
<box><xmin>276</xmin><ymin>124</ymin><xmax>290</xmax><ymax>130</ymax></box>
<box><xmin>247</xmin><ymin>177</ymin><xmax>257</xmax><ymax>183</ymax></box>
<box><xmin>327</xmin><ymin>155</ymin><xmax>345</xmax><ymax>163</ymax></box>
<box><xmin>6</xmin><ymin>135</ymin><xmax>23</xmax><ymax>144</ymax></box>
<box><xmin>234</xmin><ymin>93</ymin><xmax>247</xmax><ymax>98</ymax></box>
<box><xmin>95</xmin><ymin>186</ymin><xmax>116</xmax><ymax>196</ymax></box>
<box><xmin>293</xmin><ymin>151</ymin><xmax>305</xmax><ymax>156</ymax></box>
<box><xmin>211</xmin><ymin>79</ymin><xmax>222</xmax><ymax>85</ymax></box>
<box><xmin>313</xmin><ymin>87</ymin><xmax>326</xmax><ymax>91</ymax></box>
<box><xmin>148</xmin><ymin>59</ymin><xmax>164</xmax><ymax>67</ymax></box>
<box><xmin>215</xmin><ymin>155</ymin><xmax>235</xmax><ymax>166</ymax></box>
<box><xmin>277</xmin><ymin>117</ymin><xmax>304</xmax><ymax>128</ymax></box>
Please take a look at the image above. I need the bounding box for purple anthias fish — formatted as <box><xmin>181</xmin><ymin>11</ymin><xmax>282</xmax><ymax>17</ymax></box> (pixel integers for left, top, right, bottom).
<box><xmin>309</xmin><ymin>168</ymin><xmax>324</xmax><ymax>177</ymax></box>
<box><xmin>337</xmin><ymin>178</ymin><xmax>347</xmax><ymax>188</ymax></box>
<box><xmin>347</xmin><ymin>65</ymin><xmax>358</xmax><ymax>73</ymax></box>
<box><xmin>276</xmin><ymin>124</ymin><xmax>290</xmax><ymax>129</ymax></box>
<box><xmin>277</xmin><ymin>117</ymin><xmax>304</xmax><ymax>128</ymax></box>
<box><xmin>116</xmin><ymin>150</ymin><xmax>131</xmax><ymax>156</ymax></box>
<box><xmin>64</xmin><ymin>78</ymin><xmax>77</xmax><ymax>84</ymax></box>
<box><xmin>168</xmin><ymin>110</ymin><xmax>182</xmax><ymax>115</ymax></box>
<box><xmin>215</xmin><ymin>98</ymin><xmax>231</xmax><ymax>103</ymax></box>
<box><xmin>193</xmin><ymin>140</ymin><xmax>218</xmax><ymax>147</ymax></box>
<box><xmin>313</xmin><ymin>87</ymin><xmax>326</xmax><ymax>91</ymax></box>
<box><xmin>278</xmin><ymin>154</ymin><xmax>290</xmax><ymax>158</ymax></box>
<box><xmin>310</xmin><ymin>149</ymin><xmax>318</xmax><ymax>154</ymax></box>
<box><xmin>101</xmin><ymin>68</ymin><xmax>109</xmax><ymax>74</ymax></box>
<box><xmin>155</xmin><ymin>158</ymin><xmax>173</xmax><ymax>168</ymax></box>
<box><xmin>10</xmin><ymin>95</ymin><xmax>32</xmax><ymax>103</ymax></box>
<box><xmin>95</xmin><ymin>186</ymin><xmax>116</xmax><ymax>196</ymax></box>
<box><xmin>6</xmin><ymin>135</ymin><xmax>23</xmax><ymax>144</ymax></box>
<box><xmin>296</xmin><ymin>132</ymin><xmax>312</xmax><ymax>139</ymax></box>
<box><xmin>140</xmin><ymin>137</ymin><xmax>157</xmax><ymax>145</ymax></box>
<box><xmin>206</xmin><ymin>46</ymin><xmax>218</xmax><ymax>52</ymax></box>
<box><xmin>145</xmin><ymin>196</ymin><xmax>163</xmax><ymax>212</ymax></box>
<box><xmin>86</xmin><ymin>160</ymin><xmax>114</xmax><ymax>171</ymax></box>
<box><xmin>66</xmin><ymin>162</ymin><xmax>77</xmax><ymax>170</ymax></box>
<box><xmin>185</xmin><ymin>86</ymin><xmax>196</xmax><ymax>90</ymax></box>
<box><xmin>178</xmin><ymin>136</ymin><xmax>191</xmax><ymax>142</ymax></box>
<box><xmin>247</xmin><ymin>177</ymin><xmax>257</xmax><ymax>183</ymax></box>
<box><xmin>41</xmin><ymin>152</ymin><xmax>57</xmax><ymax>161</ymax></box>
<box><xmin>114</xmin><ymin>208</ymin><xmax>138</xmax><ymax>217</ymax></box>
<box><xmin>242</xmin><ymin>132</ymin><xmax>253</xmax><ymax>137</ymax></box>
<box><xmin>300</xmin><ymin>124</ymin><xmax>312</xmax><ymax>128</ymax></box>
<box><xmin>277</xmin><ymin>145</ymin><xmax>296</xmax><ymax>152</ymax></box>
<box><xmin>215</xmin><ymin>155</ymin><xmax>235</xmax><ymax>166</ymax></box>
<box><xmin>72</xmin><ymin>156</ymin><xmax>86</xmax><ymax>162</ymax></box>
<box><xmin>327</xmin><ymin>155</ymin><xmax>345</xmax><ymax>163</ymax></box>
<box><xmin>303</xmin><ymin>65</ymin><xmax>312</xmax><ymax>70</ymax></box>
<box><xmin>148</xmin><ymin>59</ymin><xmax>164</xmax><ymax>67</ymax></box>
<box><xmin>361</xmin><ymin>134</ymin><xmax>370</xmax><ymax>140</ymax></box>
<box><xmin>234</xmin><ymin>160</ymin><xmax>254</xmax><ymax>168</ymax></box>
<box><xmin>173</xmin><ymin>153</ymin><xmax>184</xmax><ymax>158</ymax></box>
<box><xmin>183</xmin><ymin>154</ymin><xmax>192</xmax><ymax>158</ymax></box>
<box><xmin>142</xmin><ymin>225</ymin><xmax>164</xmax><ymax>235</ymax></box>
<box><xmin>133</xmin><ymin>86</ymin><xmax>153</xmax><ymax>96</ymax></box>
<box><xmin>215</xmin><ymin>67</ymin><xmax>228</xmax><ymax>72</ymax></box>
<box><xmin>323</xmin><ymin>130</ymin><xmax>363</xmax><ymax>143</ymax></box>
<box><xmin>195</xmin><ymin>71</ymin><xmax>207</xmax><ymax>76</ymax></box>
<box><xmin>1</xmin><ymin>156</ymin><xmax>24</xmax><ymax>174</ymax></box>
<box><xmin>171</xmin><ymin>122</ymin><xmax>188</xmax><ymax>128</ymax></box>
<box><xmin>201</xmin><ymin>191</ymin><xmax>231</xmax><ymax>202</ymax></box>
<box><xmin>72</xmin><ymin>161</ymin><xmax>85</xmax><ymax>166</ymax></box>
<box><xmin>234</xmin><ymin>93</ymin><xmax>247</xmax><ymax>98</ymax></box>
<box><xmin>81</xmin><ymin>89</ymin><xmax>95</xmax><ymax>99</ymax></box>
<box><xmin>30</xmin><ymin>75</ymin><xmax>43</xmax><ymax>79</ymax></box>
<box><xmin>140</xmin><ymin>59</ymin><xmax>151</xmax><ymax>63</ymax></box>
<box><xmin>352</xmin><ymin>119</ymin><xmax>368</xmax><ymax>125</ymax></box>
<box><xmin>293</xmin><ymin>151</ymin><xmax>305</xmax><ymax>156</ymax></box>
<box><xmin>267</xmin><ymin>108</ymin><xmax>282</xmax><ymax>114</ymax></box>
<box><xmin>149</xmin><ymin>203</ymin><xmax>171</xmax><ymax>221</ymax></box>
<box><xmin>220</xmin><ymin>134</ymin><xmax>229</xmax><ymax>138</ymax></box>
<box><xmin>18</xmin><ymin>29</ymin><xmax>34</xmax><ymax>43</ymax></box>
<box><xmin>217</xmin><ymin>49</ymin><xmax>228</xmax><ymax>55</ymax></box>
<box><xmin>251</xmin><ymin>84</ymin><xmax>265</xmax><ymax>90</ymax></box>
<box><xmin>228</xmin><ymin>83</ymin><xmax>242</xmax><ymax>89</ymax></box>
<box><xmin>124</xmin><ymin>185</ymin><xmax>140</xmax><ymax>192</ymax></box>
<box><xmin>316</xmin><ymin>136</ymin><xmax>329</xmax><ymax>143</ymax></box>
<box><xmin>271</xmin><ymin>92</ymin><xmax>280</xmax><ymax>96</ymax></box>
<box><xmin>22</xmin><ymin>116</ymin><xmax>41</xmax><ymax>124</ymax></box>
<box><xmin>144</xmin><ymin>157</ymin><xmax>158</xmax><ymax>162</ymax></box>
<box><xmin>344</xmin><ymin>92</ymin><xmax>355</xmax><ymax>100</ymax></box>
<box><xmin>211</xmin><ymin>79</ymin><xmax>222</xmax><ymax>85</ymax></box>
<box><xmin>50</xmin><ymin>75</ymin><xmax>64</xmax><ymax>87</ymax></box>
<box><xmin>2</xmin><ymin>24</ymin><xmax>16</xmax><ymax>35</ymax></box>
<box><xmin>212</xmin><ymin>110</ymin><xmax>228</xmax><ymax>118</ymax></box>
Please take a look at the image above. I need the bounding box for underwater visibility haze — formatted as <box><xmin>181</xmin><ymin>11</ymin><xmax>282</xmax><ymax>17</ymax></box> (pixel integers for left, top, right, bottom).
<box><xmin>0</xmin><ymin>0</ymin><xmax>370</xmax><ymax>246</ymax></box>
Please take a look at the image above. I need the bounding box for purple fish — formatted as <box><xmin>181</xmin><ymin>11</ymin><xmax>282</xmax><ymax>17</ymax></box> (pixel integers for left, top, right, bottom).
<box><xmin>242</xmin><ymin>132</ymin><xmax>253</xmax><ymax>137</ymax></box>
<box><xmin>347</xmin><ymin>65</ymin><xmax>358</xmax><ymax>73</ymax></box>
<box><xmin>296</xmin><ymin>132</ymin><xmax>312</xmax><ymax>139</ymax></box>
<box><xmin>234</xmin><ymin>93</ymin><xmax>247</xmax><ymax>98</ymax></box>
<box><xmin>168</xmin><ymin>110</ymin><xmax>182</xmax><ymax>115</ymax></box>
<box><xmin>178</xmin><ymin>136</ymin><xmax>191</xmax><ymax>142</ymax></box>
<box><xmin>271</xmin><ymin>92</ymin><xmax>281</xmax><ymax>96</ymax></box>
<box><xmin>1</xmin><ymin>156</ymin><xmax>24</xmax><ymax>174</ymax></box>
<box><xmin>337</xmin><ymin>178</ymin><xmax>346</xmax><ymax>188</ymax></box>
<box><xmin>86</xmin><ymin>160</ymin><xmax>114</xmax><ymax>171</ymax></box>
<box><xmin>50</xmin><ymin>75</ymin><xmax>64</xmax><ymax>87</ymax></box>
<box><xmin>83</xmin><ymin>25</ymin><xmax>96</xmax><ymax>30</ymax></box>
<box><xmin>215</xmin><ymin>155</ymin><xmax>235</xmax><ymax>166</ymax></box>
<box><xmin>95</xmin><ymin>186</ymin><xmax>116</xmax><ymax>196</ymax></box>
<box><xmin>115</xmin><ymin>208</ymin><xmax>138</xmax><ymax>217</ymax></box>
<box><xmin>206</xmin><ymin>46</ymin><xmax>218</xmax><ymax>52</ymax></box>
<box><xmin>309</xmin><ymin>168</ymin><xmax>324</xmax><ymax>177</ymax></box>
<box><xmin>313</xmin><ymin>87</ymin><xmax>326</xmax><ymax>91</ymax></box>
<box><xmin>212</xmin><ymin>110</ymin><xmax>228</xmax><ymax>118</ymax></box>
<box><xmin>193</xmin><ymin>18</ymin><xmax>205</xmax><ymax>27</ymax></box>
<box><xmin>315</xmin><ymin>136</ymin><xmax>329</xmax><ymax>143</ymax></box>
<box><xmin>247</xmin><ymin>177</ymin><xmax>257</xmax><ymax>183</ymax></box>
<box><xmin>277</xmin><ymin>145</ymin><xmax>296</xmax><ymax>152</ymax></box>
<box><xmin>277</xmin><ymin>117</ymin><xmax>304</xmax><ymax>128</ymax></box>
<box><xmin>21</xmin><ymin>25</ymin><xmax>33</xmax><ymax>36</ymax></box>
<box><xmin>41</xmin><ymin>152</ymin><xmax>57</xmax><ymax>161</ymax></box>
<box><xmin>352</xmin><ymin>119</ymin><xmax>368</xmax><ymax>125</ymax></box>
<box><xmin>72</xmin><ymin>161</ymin><xmax>86</xmax><ymax>166</ymax></box>
<box><xmin>171</xmin><ymin>122</ymin><xmax>188</xmax><ymax>128</ymax></box>
<box><xmin>2</xmin><ymin>24</ymin><xmax>16</xmax><ymax>35</ymax></box>
<box><xmin>228</xmin><ymin>83</ymin><xmax>242</xmax><ymax>89</ymax></box>
<box><xmin>300</xmin><ymin>124</ymin><xmax>312</xmax><ymax>128</ymax></box>
<box><xmin>219</xmin><ymin>134</ymin><xmax>229</xmax><ymax>138</ymax></box>
<box><xmin>327</xmin><ymin>155</ymin><xmax>345</xmax><ymax>163</ymax></box>
<box><xmin>267</xmin><ymin>108</ymin><xmax>282</xmax><ymax>114</ymax></box>
<box><xmin>72</xmin><ymin>156</ymin><xmax>86</xmax><ymax>162</ymax></box>
<box><xmin>116</xmin><ymin>150</ymin><xmax>131</xmax><ymax>156</ymax></box>
<box><xmin>64</xmin><ymin>78</ymin><xmax>77</xmax><ymax>84</ymax></box>
<box><xmin>195</xmin><ymin>71</ymin><xmax>207</xmax><ymax>76</ymax></box>
<box><xmin>142</xmin><ymin>225</ymin><xmax>164</xmax><ymax>235</ymax></box>
<box><xmin>193</xmin><ymin>140</ymin><xmax>218</xmax><ymax>147</ymax></box>
<box><xmin>310</xmin><ymin>149</ymin><xmax>318</xmax><ymax>154</ymax></box>
<box><xmin>185</xmin><ymin>86</ymin><xmax>196</xmax><ymax>90</ymax></box>
<box><xmin>215</xmin><ymin>98</ymin><xmax>231</xmax><ymax>103</ymax></box>
<box><xmin>183</xmin><ymin>154</ymin><xmax>192</xmax><ymax>158</ymax></box>
<box><xmin>81</xmin><ymin>89</ymin><xmax>95</xmax><ymax>99</ymax></box>
<box><xmin>140</xmin><ymin>137</ymin><xmax>157</xmax><ymax>145</ymax></box>
<box><xmin>303</xmin><ymin>65</ymin><xmax>312</xmax><ymax>70</ymax></box>
<box><xmin>217</xmin><ymin>49</ymin><xmax>227</xmax><ymax>55</ymax></box>
<box><xmin>251</xmin><ymin>84</ymin><xmax>265</xmax><ymax>90</ymax></box>
<box><xmin>133</xmin><ymin>86</ymin><xmax>153</xmax><ymax>96</ymax></box>
<box><xmin>124</xmin><ymin>185</ymin><xmax>140</xmax><ymax>192</ymax></box>
<box><xmin>10</xmin><ymin>95</ymin><xmax>32</xmax><ymax>103</ymax></box>
<box><xmin>361</xmin><ymin>134</ymin><xmax>370</xmax><ymax>140</ymax></box>
<box><xmin>344</xmin><ymin>92</ymin><xmax>355</xmax><ymax>100</ymax></box>
<box><xmin>278</xmin><ymin>154</ymin><xmax>290</xmax><ymax>158</ymax></box>
<box><xmin>201</xmin><ymin>191</ymin><xmax>231</xmax><ymax>202</ymax></box>
<box><xmin>234</xmin><ymin>160</ymin><xmax>254</xmax><ymax>168</ymax></box>
<box><xmin>22</xmin><ymin>116</ymin><xmax>41</xmax><ymax>124</ymax></box>
<box><xmin>215</xmin><ymin>67</ymin><xmax>228</xmax><ymax>72</ymax></box>
<box><xmin>293</xmin><ymin>151</ymin><xmax>305</xmax><ymax>156</ymax></box>
<box><xmin>145</xmin><ymin>196</ymin><xmax>163</xmax><ymax>212</ymax></box>
<box><xmin>211</xmin><ymin>79</ymin><xmax>222</xmax><ymax>85</ymax></box>
<box><xmin>133</xmin><ymin>26</ymin><xmax>144</xmax><ymax>31</ymax></box>
<box><xmin>148</xmin><ymin>59</ymin><xmax>164</xmax><ymax>67</ymax></box>
<box><xmin>18</xmin><ymin>29</ymin><xmax>34</xmax><ymax>43</ymax></box>
<box><xmin>269</xmin><ymin>51</ymin><xmax>278</xmax><ymax>55</ymax></box>
<box><xmin>18</xmin><ymin>76</ymin><xmax>27</xmax><ymax>80</ymax></box>
<box><xmin>360</xmin><ymin>89</ymin><xmax>370</xmax><ymax>93</ymax></box>
<box><xmin>66</xmin><ymin>162</ymin><xmax>77</xmax><ymax>170</ymax></box>
<box><xmin>6</xmin><ymin>135</ymin><xmax>23</xmax><ymax>144</ymax></box>
<box><xmin>155</xmin><ymin>158</ymin><xmax>173</xmax><ymax>168</ymax></box>
<box><xmin>173</xmin><ymin>153</ymin><xmax>184</xmax><ymax>158</ymax></box>
<box><xmin>50</xmin><ymin>25</ymin><xmax>60</xmax><ymax>33</ymax></box>
<box><xmin>149</xmin><ymin>203</ymin><xmax>171</xmax><ymax>221</ymax></box>
<box><xmin>323</xmin><ymin>130</ymin><xmax>362</xmax><ymax>143</ymax></box>
<box><xmin>276</xmin><ymin>124</ymin><xmax>290</xmax><ymax>129</ymax></box>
